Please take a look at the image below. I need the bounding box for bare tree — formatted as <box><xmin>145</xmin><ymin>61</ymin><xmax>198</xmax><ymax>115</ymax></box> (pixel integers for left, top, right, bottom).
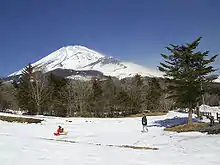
<box><xmin>30</xmin><ymin>67</ymin><xmax>49</xmax><ymax>115</ymax></box>
<box><xmin>61</xmin><ymin>80</ymin><xmax>76</xmax><ymax>116</ymax></box>
<box><xmin>63</xmin><ymin>80</ymin><xmax>92</xmax><ymax>116</ymax></box>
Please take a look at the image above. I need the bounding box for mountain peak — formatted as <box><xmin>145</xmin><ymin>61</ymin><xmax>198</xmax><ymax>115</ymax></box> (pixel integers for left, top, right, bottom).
<box><xmin>9</xmin><ymin>46</ymin><xmax>163</xmax><ymax>79</ymax></box>
<box><xmin>60</xmin><ymin>45</ymin><xmax>105</xmax><ymax>58</ymax></box>
<box><xmin>31</xmin><ymin>45</ymin><xmax>105</xmax><ymax>71</ymax></box>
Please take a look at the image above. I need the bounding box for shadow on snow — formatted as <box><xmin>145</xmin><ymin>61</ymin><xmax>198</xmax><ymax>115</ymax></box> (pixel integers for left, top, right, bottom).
<box><xmin>152</xmin><ymin>117</ymin><xmax>201</xmax><ymax>128</ymax></box>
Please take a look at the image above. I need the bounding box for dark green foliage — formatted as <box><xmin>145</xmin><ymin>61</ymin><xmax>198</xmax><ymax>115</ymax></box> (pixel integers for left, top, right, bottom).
<box><xmin>2</xmin><ymin>72</ymin><xmax>187</xmax><ymax>117</ymax></box>
<box><xmin>89</xmin><ymin>78</ymin><xmax>104</xmax><ymax>116</ymax></box>
<box><xmin>132</xmin><ymin>74</ymin><xmax>144</xmax><ymax>87</ymax></box>
<box><xmin>0</xmin><ymin>82</ymin><xmax>18</xmax><ymax>111</ymax></box>
<box><xmin>102</xmin><ymin>77</ymin><xmax>117</xmax><ymax>113</ymax></box>
<box><xmin>115</xmin><ymin>89</ymin><xmax>132</xmax><ymax>115</ymax></box>
<box><xmin>0</xmin><ymin>80</ymin><xmax>7</xmax><ymax>110</ymax></box>
<box><xmin>23</xmin><ymin>73</ymin><xmax>172</xmax><ymax>117</ymax></box>
<box><xmin>4</xmin><ymin>65</ymin><xmax>203</xmax><ymax>117</ymax></box>
<box><xmin>145</xmin><ymin>78</ymin><xmax>162</xmax><ymax>111</ymax></box>
<box><xmin>48</xmin><ymin>73</ymin><xmax>68</xmax><ymax>92</ymax></box>
<box><xmin>158</xmin><ymin>37</ymin><xmax>218</xmax><ymax>123</ymax></box>
<box><xmin>129</xmin><ymin>74</ymin><xmax>144</xmax><ymax>113</ymax></box>
<box><xmin>45</xmin><ymin>73</ymin><xmax>68</xmax><ymax>116</ymax></box>
<box><xmin>0</xmin><ymin>80</ymin><xmax>3</xmax><ymax>109</ymax></box>
<box><xmin>199</xmin><ymin>123</ymin><xmax>220</xmax><ymax>134</ymax></box>
<box><xmin>92</xmin><ymin>78</ymin><xmax>103</xmax><ymax>98</ymax></box>
<box><xmin>15</xmin><ymin>64</ymin><xmax>37</xmax><ymax>114</ymax></box>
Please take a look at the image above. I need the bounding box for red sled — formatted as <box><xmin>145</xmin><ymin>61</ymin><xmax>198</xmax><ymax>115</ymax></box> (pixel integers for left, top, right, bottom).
<box><xmin>54</xmin><ymin>131</ymin><xmax>68</xmax><ymax>136</ymax></box>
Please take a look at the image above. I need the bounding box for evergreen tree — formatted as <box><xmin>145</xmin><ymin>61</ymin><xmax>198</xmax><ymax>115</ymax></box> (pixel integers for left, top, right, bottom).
<box><xmin>102</xmin><ymin>76</ymin><xmax>117</xmax><ymax>114</ymax></box>
<box><xmin>132</xmin><ymin>74</ymin><xmax>144</xmax><ymax>87</ymax></box>
<box><xmin>90</xmin><ymin>78</ymin><xmax>103</xmax><ymax>116</ymax></box>
<box><xmin>145</xmin><ymin>78</ymin><xmax>162</xmax><ymax>111</ymax></box>
<box><xmin>0</xmin><ymin>80</ymin><xmax>3</xmax><ymax>110</ymax></box>
<box><xmin>0</xmin><ymin>82</ymin><xmax>18</xmax><ymax>111</ymax></box>
<box><xmin>130</xmin><ymin>74</ymin><xmax>144</xmax><ymax>113</ymax></box>
<box><xmin>46</xmin><ymin>73</ymin><xmax>68</xmax><ymax>116</ymax></box>
<box><xmin>15</xmin><ymin>64</ymin><xmax>49</xmax><ymax>115</ymax></box>
<box><xmin>115</xmin><ymin>89</ymin><xmax>132</xmax><ymax>115</ymax></box>
<box><xmin>158</xmin><ymin>37</ymin><xmax>218</xmax><ymax>123</ymax></box>
<box><xmin>16</xmin><ymin>64</ymin><xmax>36</xmax><ymax>114</ymax></box>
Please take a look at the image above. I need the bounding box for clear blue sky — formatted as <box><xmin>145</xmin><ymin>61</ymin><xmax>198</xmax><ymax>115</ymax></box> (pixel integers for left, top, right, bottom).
<box><xmin>1</xmin><ymin>0</ymin><xmax>220</xmax><ymax>77</ymax></box>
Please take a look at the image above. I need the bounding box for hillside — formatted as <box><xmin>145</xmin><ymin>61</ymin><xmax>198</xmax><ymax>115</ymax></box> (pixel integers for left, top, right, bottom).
<box><xmin>9</xmin><ymin>45</ymin><xmax>163</xmax><ymax>80</ymax></box>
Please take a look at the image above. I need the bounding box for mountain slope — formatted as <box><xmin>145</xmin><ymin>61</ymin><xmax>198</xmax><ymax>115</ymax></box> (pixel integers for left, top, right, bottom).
<box><xmin>9</xmin><ymin>45</ymin><xmax>163</xmax><ymax>79</ymax></box>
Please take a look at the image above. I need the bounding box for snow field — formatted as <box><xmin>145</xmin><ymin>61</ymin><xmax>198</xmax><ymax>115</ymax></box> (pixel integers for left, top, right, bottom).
<box><xmin>0</xmin><ymin>111</ymin><xmax>220</xmax><ymax>165</ymax></box>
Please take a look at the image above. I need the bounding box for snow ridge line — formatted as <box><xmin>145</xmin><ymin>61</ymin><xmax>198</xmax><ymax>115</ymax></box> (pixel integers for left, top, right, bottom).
<box><xmin>37</xmin><ymin>137</ymin><xmax>159</xmax><ymax>150</ymax></box>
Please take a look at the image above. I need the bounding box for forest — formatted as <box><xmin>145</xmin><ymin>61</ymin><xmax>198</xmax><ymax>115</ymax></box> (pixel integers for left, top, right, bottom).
<box><xmin>1</xmin><ymin>38</ymin><xmax>219</xmax><ymax>118</ymax></box>
<box><xmin>0</xmin><ymin>64</ymin><xmax>173</xmax><ymax>117</ymax></box>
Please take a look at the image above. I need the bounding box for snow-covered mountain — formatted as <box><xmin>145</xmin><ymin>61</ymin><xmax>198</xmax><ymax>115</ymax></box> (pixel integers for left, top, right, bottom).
<box><xmin>9</xmin><ymin>45</ymin><xmax>163</xmax><ymax>79</ymax></box>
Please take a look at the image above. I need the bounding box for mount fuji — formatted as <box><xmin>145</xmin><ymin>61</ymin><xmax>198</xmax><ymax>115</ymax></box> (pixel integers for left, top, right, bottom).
<box><xmin>9</xmin><ymin>45</ymin><xmax>163</xmax><ymax>80</ymax></box>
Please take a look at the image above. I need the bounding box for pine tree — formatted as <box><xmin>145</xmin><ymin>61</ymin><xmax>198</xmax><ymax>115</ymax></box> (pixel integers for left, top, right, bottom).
<box><xmin>102</xmin><ymin>76</ymin><xmax>117</xmax><ymax>114</ymax></box>
<box><xmin>132</xmin><ymin>74</ymin><xmax>144</xmax><ymax>87</ymax></box>
<box><xmin>0</xmin><ymin>79</ymin><xmax>3</xmax><ymax>110</ymax></box>
<box><xmin>115</xmin><ymin>89</ymin><xmax>132</xmax><ymax>115</ymax></box>
<box><xmin>46</xmin><ymin>73</ymin><xmax>68</xmax><ymax>116</ymax></box>
<box><xmin>130</xmin><ymin>74</ymin><xmax>144</xmax><ymax>114</ymax></box>
<box><xmin>158</xmin><ymin>37</ymin><xmax>218</xmax><ymax>123</ymax></box>
<box><xmin>145</xmin><ymin>78</ymin><xmax>162</xmax><ymax>111</ymax></box>
<box><xmin>16</xmin><ymin>64</ymin><xmax>36</xmax><ymax>114</ymax></box>
<box><xmin>0</xmin><ymin>82</ymin><xmax>18</xmax><ymax>111</ymax></box>
<box><xmin>90</xmin><ymin>78</ymin><xmax>103</xmax><ymax>116</ymax></box>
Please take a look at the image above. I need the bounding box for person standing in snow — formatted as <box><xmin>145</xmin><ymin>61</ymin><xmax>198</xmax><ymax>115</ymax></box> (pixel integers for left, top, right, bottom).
<box><xmin>142</xmin><ymin>114</ymin><xmax>148</xmax><ymax>132</ymax></box>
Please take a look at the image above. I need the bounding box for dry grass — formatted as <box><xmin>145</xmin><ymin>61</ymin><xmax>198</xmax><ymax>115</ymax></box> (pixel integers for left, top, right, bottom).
<box><xmin>125</xmin><ymin>112</ymin><xmax>167</xmax><ymax>118</ymax></box>
<box><xmin>164</xmin><ymin>122</ymin><xmax>209</xmax><ymax>133</ymax></box>
<box><xmin>41</xmin><ymin>138</ymin><xmax>159</xmax><ymax>150</ymax></box>
<box><xmin>0</xmin><ymin>115</ymin><xmax>43</xmax><ymax>124</ymax></box>
<box><xmin>119</xmin><ymin>145</ymin><xmax>159</xmax><ymax>150</ymax></box>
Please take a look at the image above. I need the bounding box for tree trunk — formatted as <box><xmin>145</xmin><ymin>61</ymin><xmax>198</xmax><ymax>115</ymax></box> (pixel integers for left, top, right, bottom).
<box><xmin>196</xmin><ymin>102</ymin><xmax>200</xmax><ymax>119</ymax></box>
<box><xmin>188</xmin><ymin>107</ymin><xmax>193</xmax><ymax>124</ymax></box>
<box><xmin>37</xmin><ymin>103</ymin><xmax>41</xmax><ymax>115</ymax></box>
<box><xmin>80</xmin><ymin>99</ymin><xmax>83</xmax><ymax>114</ymax></box>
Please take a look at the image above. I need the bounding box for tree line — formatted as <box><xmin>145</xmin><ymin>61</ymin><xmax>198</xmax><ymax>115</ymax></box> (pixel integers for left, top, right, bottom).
<box><xmin>0</xmin><ymin>64</ymin><xmax>172</xmax><ymax>117</ymax></box>
<box><xmin>0</xmin><ymin>37</ymin><xmax>219</xmax><ymax>122</ymax></box>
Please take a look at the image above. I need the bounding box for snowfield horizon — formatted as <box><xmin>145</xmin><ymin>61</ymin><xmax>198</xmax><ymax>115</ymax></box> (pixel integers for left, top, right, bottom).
<box><xmin>1</xmin><ymin>110</ymin><xmax>220</xmax><ymax>165</ymax></box>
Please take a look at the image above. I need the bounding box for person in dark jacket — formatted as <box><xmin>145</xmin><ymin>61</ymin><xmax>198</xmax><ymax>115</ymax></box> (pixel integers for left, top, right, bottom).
<box><xmin>142</xmin><ymin>114</ymin><xmax>148</xmax><ymax>132</ymax></box>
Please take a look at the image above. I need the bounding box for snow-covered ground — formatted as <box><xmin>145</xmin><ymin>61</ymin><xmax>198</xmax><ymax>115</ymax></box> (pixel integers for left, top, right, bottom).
<box><xmin>1</xmin><ymin>111</ymin><xmax>220</xmax><ymax>165</ymax></box>
<box><xmin>200</xmin><ymin>104</ymin><xmax>220</xmax><ymax>119</ymax></box>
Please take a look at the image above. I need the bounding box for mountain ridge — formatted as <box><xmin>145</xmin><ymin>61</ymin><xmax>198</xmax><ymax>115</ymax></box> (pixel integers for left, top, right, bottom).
<box><xmin>9</xmin><ymin>45</ymin><xmax>163</xmax><ymax>79</ymax></box>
